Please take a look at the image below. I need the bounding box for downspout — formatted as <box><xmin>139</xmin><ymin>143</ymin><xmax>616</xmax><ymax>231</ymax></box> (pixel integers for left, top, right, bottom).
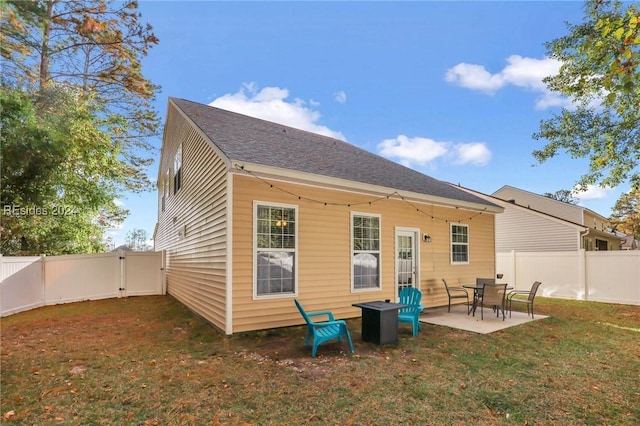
<box><xmin>580</xmin><ymin>228</ymin><xmax>591</xmax><ymax>250</ymax></box>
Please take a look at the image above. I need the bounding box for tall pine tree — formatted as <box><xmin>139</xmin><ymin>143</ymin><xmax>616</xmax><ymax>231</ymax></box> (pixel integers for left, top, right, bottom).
<box><xmin>1</xmin><ymin>1</ymin><xmax>159</xmax><ymax>254</ymax></box>
<box><xmin>1</xmin><ymin>0</ymin><xmax>160</xmax><ymax>192</ymax></box>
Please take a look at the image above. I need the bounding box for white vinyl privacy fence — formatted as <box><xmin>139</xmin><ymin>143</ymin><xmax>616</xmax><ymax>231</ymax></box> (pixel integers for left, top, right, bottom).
<box><xmin>1</xmin><ymin>251</ymin><xmax>165</xmax><ymax>316</ymax></box>
<box><xmin>497</xmin><ymin>250</ymin><xmax>640</xmax><ymax>305</ymax></box>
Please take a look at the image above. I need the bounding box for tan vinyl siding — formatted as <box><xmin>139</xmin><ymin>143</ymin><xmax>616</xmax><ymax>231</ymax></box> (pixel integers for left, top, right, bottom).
<box><xmin>583</xmin><ymin>211</ymin><xmax>612</xmax><ymax>232</ymax></box>
<box><xmin>154</xmin><ymin>105</ymin><xmax>228</xmax><ymax>331</ymax></box>
<box><xmin>495</xmin><ymin>206</ymin><xmax>580</xmax><ymax>252</ymax></box>
<box><xmin>230</xmin><ymin>174</ymin><xmax>497</xmax><ymax>332</ymax></box>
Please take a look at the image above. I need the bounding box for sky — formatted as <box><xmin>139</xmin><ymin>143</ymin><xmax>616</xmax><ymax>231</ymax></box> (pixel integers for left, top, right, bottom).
<box><xmin>109</xmin><ymin>0</ymin><xmax>630</xmax><ymax>247</ymax></box>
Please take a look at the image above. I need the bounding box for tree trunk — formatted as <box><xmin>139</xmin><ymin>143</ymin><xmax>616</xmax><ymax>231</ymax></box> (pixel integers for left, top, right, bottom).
<box><xmin>38</xmin><ymin>1</ymin><xmax>54</xmax><ymax>89</ymax></box>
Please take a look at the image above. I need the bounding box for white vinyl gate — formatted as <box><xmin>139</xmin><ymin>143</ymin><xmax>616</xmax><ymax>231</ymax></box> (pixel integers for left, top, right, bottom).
<box><xmin>0</xmin><ymin>251</ymin><xmax>165</xmax><ymax>317</ymax></box>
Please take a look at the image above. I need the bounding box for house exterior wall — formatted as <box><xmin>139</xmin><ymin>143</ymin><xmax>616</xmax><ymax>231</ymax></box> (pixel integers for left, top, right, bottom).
<box><xmin>583</xmin><ymin>210</ymin><xmax>611</xmax><ymax>233</ymax></box>
<box><xmin>582</xmin><ymin>233</ymin><xmax>622</xmax><ymax>251</ymax></box>
<box><xmin>154</xmin><ymin>106</ymin><xmax>229</xmax><ymax>332</ymax></box>
<box><xmin>492</xmin><ymin>186</ymin><xmax>622</xmax><ymax>251</ymax></box>
<box><xmin>495</xmin><ymin>204</ymin><xmax>580</xmax><ymax>252</ymax></box>
<box><xmin>230</xmin><ymin>173</ymin><xmax>497</xmax><ymax>333</ymax></box>
<box><xmin>575</xmin><ymin>211</ymin><xmax>620</xmax><ymax>251</ymax></box>
<box><xmin>155</xmin><ymin>100</ymin><xmax>501</xmax><ymax>334</ymax></box>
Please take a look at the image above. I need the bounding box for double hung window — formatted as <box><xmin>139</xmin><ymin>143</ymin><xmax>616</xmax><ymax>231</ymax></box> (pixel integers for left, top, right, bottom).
<box><xmin>352</xmin><ymin>213</ymin><xmax>381</xmax><ymax>290</ymax></box>
<box><xmin>255</xmin><ymin>203</ymin><xmax>297</xmax><ymax>297</ymax></box>
<box><xmin>450</xmin><ymin>223</ymin><xmax>469</xmax><ymax>264</ymax></box>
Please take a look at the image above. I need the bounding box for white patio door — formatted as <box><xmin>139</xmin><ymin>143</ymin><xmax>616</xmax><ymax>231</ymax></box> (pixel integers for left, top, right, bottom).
<box><xmin>395</xmin><ymin>229</ymin><xmax>418</xmax><ymax>300</ymax></box>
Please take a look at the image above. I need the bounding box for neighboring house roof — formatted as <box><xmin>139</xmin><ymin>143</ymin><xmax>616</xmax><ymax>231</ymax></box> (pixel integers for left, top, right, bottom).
<box><xmin>111</xmin><ymin>244</ymin><xmax>133</xmax><ymax>252</ymax></box>
<box><xmin>492</xmin><ymin>184</ymin><xmax>610</xmax><ymax>223</ymax></box>
<box><xmin>455</xmin><ymin>184</ymin><xmax>591</xmax><ymax>229</ymax></box>
<box><xmin>456</xmin><ymin>184</ymin><xmax>625</xmax><ymax>244</ymax></box>
<box><xmin>170</xmin><ymin>98</ymin><xmax>501</xmax><ymax>212</ymax></box>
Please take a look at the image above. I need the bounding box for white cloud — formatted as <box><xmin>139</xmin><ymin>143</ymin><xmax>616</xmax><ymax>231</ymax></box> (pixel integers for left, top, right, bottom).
<box><xmin>378</xmin><ymin>135</ymin><xmax>449</xmax><ymax>166</ymax></box>
<box><xmin>573</xmin><ymin>185</ymin><xmax>613</xmax><ymax>202</ymax></box>
<box><xmin>501</xmin><ymin>55</ymin><xmax>560</xmax><ymax>91</ymax></box>
<box><xmin>452</xmin><ymin>142</ymin><xmax>492</xmax><ymax>166</ymax></box>
<box><xmin>445</xmin><ymin>63</ymin><xmax>505</xmax><ymax>94</ymax></box>
<box><xmin>377</xmin><ymin>135</ymin><xmax>491</xmax><ymax>167</ymax></box>
<box><xmin>209</xmin><ymin>83</ymin><xmax>345</xmax><ymax>140</ymax></box>
<box><xmin>534</xmin><ymin>92</ymin><xmax>572</xmax><ymax>110</ymax></box>
<box><xmin>445</xmin><ymin>55</ymin><xmax>572</xmax><ymax>109</ymax></box>
<box><xmin>334</xmin><ymin>90</ymin><xmax>347</xmax><ymax>104</ymax></box>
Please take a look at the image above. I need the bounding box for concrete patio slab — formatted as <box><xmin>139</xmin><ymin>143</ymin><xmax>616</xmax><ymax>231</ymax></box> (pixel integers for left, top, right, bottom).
<box><xmin>419</xmin><ymin>304</ymin><xmax>548</xmax><ymax>334</ymax></box>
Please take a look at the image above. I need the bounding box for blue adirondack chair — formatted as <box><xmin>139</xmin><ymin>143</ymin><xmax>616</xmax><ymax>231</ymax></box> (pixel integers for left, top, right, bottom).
<box><xmin>398</xmin><ymin>287</ymin><xmax>425</xmax><ymax>337</ymax></box>
<box><xmin>294</xmin><ymin>300</ymin><xmax>355</xmax><ymax>357</ymax></box>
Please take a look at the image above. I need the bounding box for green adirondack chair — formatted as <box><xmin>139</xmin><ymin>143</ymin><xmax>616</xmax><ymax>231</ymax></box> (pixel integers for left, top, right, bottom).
<box><xmin>294</xmin><ymin>299</ymin><xmax>355</xmax><ymax>357</ymax></box>
<box><xmin>398</xmin><ymin>287</ymin><xmax>425</xmax><ymax>337</ymax></box>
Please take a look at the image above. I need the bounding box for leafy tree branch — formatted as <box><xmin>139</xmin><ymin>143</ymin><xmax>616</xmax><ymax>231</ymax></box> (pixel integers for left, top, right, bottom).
<box><xmin>533</xmin><ymin>0</ymin><xmax>640</xmax><ymax>191</ymax></box>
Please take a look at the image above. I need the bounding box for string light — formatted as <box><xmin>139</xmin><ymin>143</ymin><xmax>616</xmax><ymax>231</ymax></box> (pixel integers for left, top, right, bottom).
<box><xmin>234</xmin><ymin>164</ymin><xmax>487</xmax><ymax>223</ymax></box>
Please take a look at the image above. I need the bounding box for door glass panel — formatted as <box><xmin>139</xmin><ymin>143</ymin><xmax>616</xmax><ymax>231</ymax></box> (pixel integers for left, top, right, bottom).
<box><xmin>396</xmin><ymin>233</ymin><xmax>414</xmax><ymax>296</ymax></box>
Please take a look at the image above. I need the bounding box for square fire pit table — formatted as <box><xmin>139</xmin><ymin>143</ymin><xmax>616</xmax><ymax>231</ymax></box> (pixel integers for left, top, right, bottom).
<box><xmin>352</xmin><ymin>301</ymin><xmax>408</xmax><ymax>344</ymax></box>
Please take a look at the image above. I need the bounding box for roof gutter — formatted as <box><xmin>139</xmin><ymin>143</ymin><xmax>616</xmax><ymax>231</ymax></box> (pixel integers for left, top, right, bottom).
<box><xmin>231</xmin><ymin>161</ymin><xmax>503</xmax><ymax>214</ymax></box>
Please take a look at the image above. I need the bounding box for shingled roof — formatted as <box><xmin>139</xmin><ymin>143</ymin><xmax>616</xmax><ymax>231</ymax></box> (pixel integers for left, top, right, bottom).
<box><xmin>170</xmin><ymin>97</ymin><xmax>498</xmax><ymax>209</ymax></box>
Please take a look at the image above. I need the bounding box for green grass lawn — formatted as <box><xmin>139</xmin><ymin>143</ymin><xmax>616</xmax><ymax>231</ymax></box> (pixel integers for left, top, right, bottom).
<box><xmin>1</xmin><ymin>295</ymin><xmax>639</xmax><ymax>425</ymax></box>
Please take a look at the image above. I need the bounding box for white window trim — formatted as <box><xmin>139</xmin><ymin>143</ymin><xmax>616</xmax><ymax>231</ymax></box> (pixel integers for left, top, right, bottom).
<box><xmin>161</xmin><ymin>169</ymin><xmax>169</xmax><ymax>212</ymax></box>
<box><xmin>252</xmin><ymin>201</ymin><xmax>299</xmax><ymax>300</ymax></box>
<box><xmin>173</xmin><ymin>144</ymin><xmax>183</xmax><ymax>194</ymax></box>
<box><xmin>450</xmin><ymin>222</ymin><xmax>469</xmax><ymax>265</ymax></box>
<box><xmin>351</xmin><ymin>211</ymin><xmax>382</xmax><ymax>293</ymax></box>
